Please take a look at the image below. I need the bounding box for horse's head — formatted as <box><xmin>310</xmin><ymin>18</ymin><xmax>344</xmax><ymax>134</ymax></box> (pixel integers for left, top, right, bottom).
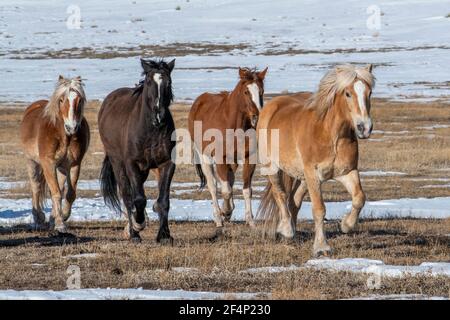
<box><xmin>339</xmin><ymin>64</ymin><xmax>374</xmax><ymax>139</ymax></box>
<box><xmin>56</xmin><ymin>75</ymin><xmax>86</xmax><ymax>136</ymax></box>
<box><xmin>140</xmin><ymin>58</ymin><xmax>175</xmax><ymax>126</ymax></box>
<box><xmin>238</xmin><ymin>67</ymin><xmax>268</xmax><ymax>127</ymax></box>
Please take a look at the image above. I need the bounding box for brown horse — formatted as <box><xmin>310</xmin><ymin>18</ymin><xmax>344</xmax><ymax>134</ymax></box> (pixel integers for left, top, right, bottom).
<box><xmin>20</xmin><ymin>76</ymin><xmax>90</xmax><ymax>233</ymax></box>
<box><xmin>188</xmin><ymin>67</ymin><xmax>268</xmax><ymax>230</ymax></box>
<box><xmin>257</xmin><ymin>64</ymin><xmax>375</xmax><ymax>257</ymax></box>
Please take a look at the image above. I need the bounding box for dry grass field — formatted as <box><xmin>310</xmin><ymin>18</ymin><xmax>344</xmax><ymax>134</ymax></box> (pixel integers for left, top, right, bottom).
<box><xmin>0</xmin><ymin>98</ymin><xmax>449</xmax><ymax>299</ymax></box>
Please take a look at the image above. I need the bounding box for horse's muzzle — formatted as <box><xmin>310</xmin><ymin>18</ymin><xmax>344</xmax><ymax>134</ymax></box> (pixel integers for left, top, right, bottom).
<box><xmin>64</xmin><ymin>123</ymin><xmax>80</xmax><ymax>135</ymax></box>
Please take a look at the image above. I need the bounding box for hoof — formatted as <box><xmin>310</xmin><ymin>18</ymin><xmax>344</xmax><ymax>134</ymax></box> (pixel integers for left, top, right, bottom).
<box><xmin>313</xmin><ymin>245</ymin><xmax>333</xmax><ymax>258</ymax></box>
<box><xmin>246</xmin><ymin>219</ymin><xmax>256</xmax><ymax>229</ymax></box>
<box><xmin>130</xmin><ymin>235</ymin><xmax>142</xmax><ymax>243</ymax></box>
<box><xmin>341</xmin><ymin>214</ymin><xmax>356</xmax><ymax>234</ymax></box>
<box><xmin>157</xmin><ymin>236</ymin><xmax>174</xmax><ymax>246</ymax></box>
<box><xmin>54</xmin><ymin>223</ymin><xmax>68</xmax><ymax>234</ymax></box>
<box><xmin>276</xmin><ymin>221</ymin><xmax>295</xmax><ymax>239</ymax></box>
<box><xmin>221</xmin><ymin>210</ymin><xmax>232</xmax><ymax>222</ymax></box>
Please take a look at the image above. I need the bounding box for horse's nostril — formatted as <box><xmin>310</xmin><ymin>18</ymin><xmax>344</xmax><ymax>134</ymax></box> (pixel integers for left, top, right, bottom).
<box><xmin>357</xmin><ymin>123</ymin><xmax>364</xmax><ymax>133</ymax></box>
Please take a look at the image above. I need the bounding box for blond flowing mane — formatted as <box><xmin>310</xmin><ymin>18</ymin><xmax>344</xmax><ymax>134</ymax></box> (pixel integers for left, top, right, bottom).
<box><xmin>307</xmin><ymin>64</ymin><xmax>375</xmax><ymax>117</ymax></box>
<box><xmin>44</xmin><ymin>76</ymin><xmax>86</xmax><ymax>124</ymax></box>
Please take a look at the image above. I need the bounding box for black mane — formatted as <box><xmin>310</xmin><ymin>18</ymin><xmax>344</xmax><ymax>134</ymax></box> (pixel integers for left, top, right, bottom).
<box><xmin>132</xmin><ymin>58</ymin><xmax>174</xmax><ymax>103</ymax></box>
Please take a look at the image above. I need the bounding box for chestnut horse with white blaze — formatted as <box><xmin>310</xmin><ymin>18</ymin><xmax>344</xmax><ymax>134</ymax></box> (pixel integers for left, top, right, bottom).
<box><xmin>20</xmin><ymin>76</ymin><xmax>89</xmax><ymax>233</ymax></box>
<box><xmin>257</xmin><ymin>64</ymin><xmax>375</xmax><ymax>257</ymax></box>
<box><xmin>188</xmin><ymin>67</ymin><xmax>267</xmax><ymax>231</ymax></box>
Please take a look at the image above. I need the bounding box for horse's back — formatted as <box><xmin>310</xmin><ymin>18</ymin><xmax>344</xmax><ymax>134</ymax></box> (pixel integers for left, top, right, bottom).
<box><xmin>258</xmin><ymin>94</ymin><xmax>308</xmax><ymax>131</ymax></box>
<box><xmin>188</xmin><ymin>92</ymin><xmax>228</xmax><ymax>136</ymax></box>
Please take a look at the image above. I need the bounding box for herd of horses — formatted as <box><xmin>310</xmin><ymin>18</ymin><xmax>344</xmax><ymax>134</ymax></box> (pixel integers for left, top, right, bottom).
<box><xmin>19</xmin><ymin>58</ymin><xmax>375</xmax><ymax>256</ymax></box>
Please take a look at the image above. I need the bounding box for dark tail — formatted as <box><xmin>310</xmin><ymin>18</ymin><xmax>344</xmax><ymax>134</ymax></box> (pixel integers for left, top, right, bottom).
<box><xmin>195</xmin><ymin>164</ymin><xmax>206</xmax><ymax>190</ymax></box>
<box><xmin>193</xmin><ymin>148</ymin><xmax>206</xmax><ymax>190</ymax></box>
<box><xmin>100</xmin><ymin>156</ymin><xmax>121</xmax><ymax>213</ymax></box>
<box><xmin>36</xmin><ymin>165</ymin><xmax>48</xmax><ymax>210</ymax></box>
<box><xmin>256</xmin><ymin>171</ymin><xmax>295</xmax><ymax>238</ymax></box>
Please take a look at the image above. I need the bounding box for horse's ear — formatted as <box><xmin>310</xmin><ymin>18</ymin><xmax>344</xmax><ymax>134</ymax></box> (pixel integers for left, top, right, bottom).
<box><xmin>140</xmin><ymin>58</ymin><xmax>151</xmax><ymax>73</ymax></box>
<box><xmin>167</xmin><ymin>59</ymin><xmax>175</xmax><ymax>73</ymax></box>
<box><xmin>238</xmin><ymin>67</ymin><xmax>247</xmax><ymax>79</ymax></box>
<box><xmin>365</xmin><ymin>64</ymin><xmax>373</xmax><ymax>73</ymax></box>
<box><xmin>58</xmin><ymin>75</ymin><xmax>65</xmax><ymax>82</ymax></box>
<box><xmin>257</xmin><ymin>67</ymin><xmax>268</xmax><ymax>80</ymax></box>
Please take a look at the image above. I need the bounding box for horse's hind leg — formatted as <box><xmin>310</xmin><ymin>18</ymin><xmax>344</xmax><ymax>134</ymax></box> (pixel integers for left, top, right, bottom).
<box><xmin>336</xmin><ymin>170</ymin><xmax>365</xmax><ymax>233</ymax></box>
<box><xmin>200</xmin><ymin>156</ymin><xmax>223</xmax><ymax>228</ymax></box>
<box><xmin>289</xmin><ymin>180</ymin><xmax>308</xmax><ymax>232</ymax></box>
<box><xmin>113</xmin><ymin>160</ymin><xmax>143</xmax><ymax>242</ymax></box>
<box><xmin>26</xmin><ymin>160</ymin><xmax>46</xmax><ymax>228</ymax></box>
<box><xmin>216</xmin><ymin>164</ymin><xmax>235</xmax><ymax>222</ymax></box>
<box><xmin>268</xmin><ymin>173</ymin><xmax>295</xmax><ymax>238</ymax></box>
<box><xmin>61</xmin><ymin>165</ymin><xmax>80</xmax><ymax>222</ymax></box>
<box><xmin>153</xmin><ymin>161</ymin><xmax>176</xmax><ymax>244</ymax></box>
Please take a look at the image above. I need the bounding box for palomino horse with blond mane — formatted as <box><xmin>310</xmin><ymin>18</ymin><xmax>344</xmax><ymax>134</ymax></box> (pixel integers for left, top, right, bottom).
<box><xmin>257</xmin><ymin>64</ymin><xmax>375</xmax><ymax>257</ymax></box>
<box><xmin>189</xmin><ymin>67</ymin><xmax>268</xmax><ymax>231</ymax></box>
<box><xmin>20</xmin><ymin>76</ymin><xmax>90</xmax><ymax>233</ymax></box>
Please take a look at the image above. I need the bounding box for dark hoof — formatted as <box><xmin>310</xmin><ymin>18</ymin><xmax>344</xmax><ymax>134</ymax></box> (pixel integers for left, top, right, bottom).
<box><xmin>49</xmin><ymin>230</ymin><xmax>76</xmax><ymax>239</ymax></box>
<box><xmin>157</xmin><ymin>236</ymin><xmax>174</xmax><ymax>246</ymax></box>
<box><xmin>221</xmin><ymin>211</ymin><xmax>232</xmax><ymax>222</ymax></box>
<box><xmin>130</xmin><ymin>235</ymin><xmax>142</xmax><ymax>243</ymax></box>
<box><xmin>208</xmin><ymin>227</ymin><xmax>225</xmax><ymax>242</ymax></box>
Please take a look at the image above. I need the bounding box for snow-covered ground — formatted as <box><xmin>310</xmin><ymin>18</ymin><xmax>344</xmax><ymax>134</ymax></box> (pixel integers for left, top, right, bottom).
<box><xmin>1</xmin><ymin>196</ymin><xmax>449</xmax><ymax>226</ymax></box>
<box><xmin>0</xmin><ymin>288</ymin><xmax>264</xmax><ymax>300</ymax></box>
<box><xmin>244</xmin><ymin>258</ymin><xmax>450</xmax><ymax>278</ymax></box>
<box><xmin>0</xmin><ymin>0</ymin><xmax>449</xmax><ymax>102</ymax></box>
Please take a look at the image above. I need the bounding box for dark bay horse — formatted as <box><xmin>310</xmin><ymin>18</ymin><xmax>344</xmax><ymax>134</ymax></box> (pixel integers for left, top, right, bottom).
<box><xmin>257</xmin><ymin>64</ymin><xmax>375</xmax><ymax>257</ymax></box>
<box><xmin>20</xmin><ymin>76</ymin><xmax>89</xmax><ymax>233</ymax></box>
<box><xmin>188</xmin><ymin>67</ymin><xmax>268</xmax><ymax>231</ymax></box>
<box><xmin>99</xmin><ymin>58</ymin><xmax>176</xmax><ymax>243</ymax></box>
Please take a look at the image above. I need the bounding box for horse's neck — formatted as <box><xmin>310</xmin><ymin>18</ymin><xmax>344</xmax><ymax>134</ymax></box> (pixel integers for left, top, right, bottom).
<box><xmin>226</xmin><ymin>84</ymin><xmax>248</xmax><ymax>127</ymax></box>
<box><xmin>322</xmin><ymin>96</ymin><xmax>354</xmax><ymax>141</ymax></box>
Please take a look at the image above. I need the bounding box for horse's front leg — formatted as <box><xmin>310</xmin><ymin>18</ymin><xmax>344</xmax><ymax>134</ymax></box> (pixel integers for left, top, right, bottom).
<box><xmin>62</xmin><ymin>164</ymin><xmax>81</xmax><ymax>222</ymax></box>
<box><xmin>125</xmin><ymin>161</ymin><xmax>148</xmax><ymax>240</ymax></box>
<box><xmin>216</xmin><ymin>164</ymin><xmax>235</xmax><ymax>222</ymax></box>
<box><xmin>153</xmin><ymin>161</ymin><xmax>176</xmax><ymax>244</ymax></box>
<box><xmin>304</xmin><ymin>169</ymin><xmax>331</xmax><ymax>257</ymax></box>
<box><xmin>41</xmin><ymin>160</ymin><xmax>66</xmax><ymax>233</ymax></box>
<box><xmin>335</xmin><ymin>170</ymin><xmax>365</xmax><ymax>233</ymax></box>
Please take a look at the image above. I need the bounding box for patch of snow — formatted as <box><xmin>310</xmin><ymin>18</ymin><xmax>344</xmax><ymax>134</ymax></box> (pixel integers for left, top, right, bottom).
<box><xmin>65</xmin><ymin>253</ymin><xmax>99</xmax><ymax>259</ymax></box>
<box><xmin>347</xmin><ymin>294</ymin><xmax>448</xmax><ymax>300</ymax></box>
<box><xmin>1</xmin><ymin>196</ymin><xmax>450</xmax><ymax>226</ymax></box>
<box><xmin>360</xmin><ymin>171</ymin><xmax>407</xmax><ymax>176</ymax></box>
<box><xmin>417</xmin><ymin>124</ymin><xmax>450</xmax><ymax>130</ymax></box>
<box><xmin>0</xmin><ymin>0</ymin><xmax>449</xmax><ymax>102</ymax></box>
<box><xmin>0</xmin><ymin>288</ymin><xmax>264</xmax><ymax>300</ymax></box>
<box><xmin>420</xmin><ymin>184</ymin><xmax>450</xmax><ymax>189</ymax></box>
<box><xmin>306</xmin><ymin>258</ymin><xmax>450</xmax><ymax>278</ymax></box>
<box><xmin>243</xmin><ymin>258</ymin><xmax>450</xmax><ymax>278</ymax></box>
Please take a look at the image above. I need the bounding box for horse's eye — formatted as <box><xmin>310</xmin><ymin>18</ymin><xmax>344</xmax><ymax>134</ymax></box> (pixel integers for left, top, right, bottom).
<box><xmin>245</xmin><ymin>91</ymin><xmax>249</xmax><ymax>95</ymax></box>
<box><xmin>345</xmin><ymin>91</ymin><xmax>351</xmax><ymax>98</ymax></box>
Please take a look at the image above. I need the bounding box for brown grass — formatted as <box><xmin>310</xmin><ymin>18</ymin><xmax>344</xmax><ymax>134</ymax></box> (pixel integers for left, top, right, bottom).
<box><xmin>0</xmin><ymin>219</ymin><xmax>448</xmax><ymax>299</ymax></box>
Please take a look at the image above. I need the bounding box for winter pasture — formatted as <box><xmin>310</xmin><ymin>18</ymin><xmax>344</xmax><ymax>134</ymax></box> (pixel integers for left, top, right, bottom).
<box><xmin>0</xmin><ymin>0</ymin><xmax>449</xmax><ymax>300</ymax></box>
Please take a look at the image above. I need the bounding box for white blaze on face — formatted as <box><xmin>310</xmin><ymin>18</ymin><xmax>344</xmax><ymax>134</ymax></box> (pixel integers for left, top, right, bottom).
<box><xmin>353</xmin><ymin>80</ymin><xmax>368</xmax><ymax>116</ymax></box>
<box><xmin>247</xmin><ymin>83</ymin><xmax>261</xmax><ymax>110</ymax></box>
<box><xmin>153</xmin><ymin>73</ymin><xmax>162</xmax><ymax>108</ymax></box>
<box><xmin>65</xmin><ymin>90</ymin><xmax>79</xmax><ymax>132</ymax></box>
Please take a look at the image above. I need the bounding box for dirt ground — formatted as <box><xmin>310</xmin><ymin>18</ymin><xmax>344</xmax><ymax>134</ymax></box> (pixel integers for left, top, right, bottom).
<box><xmin>0</xmin><ymin>98</ymin><xmax>449</xmax><ymax>299</ymax></box>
